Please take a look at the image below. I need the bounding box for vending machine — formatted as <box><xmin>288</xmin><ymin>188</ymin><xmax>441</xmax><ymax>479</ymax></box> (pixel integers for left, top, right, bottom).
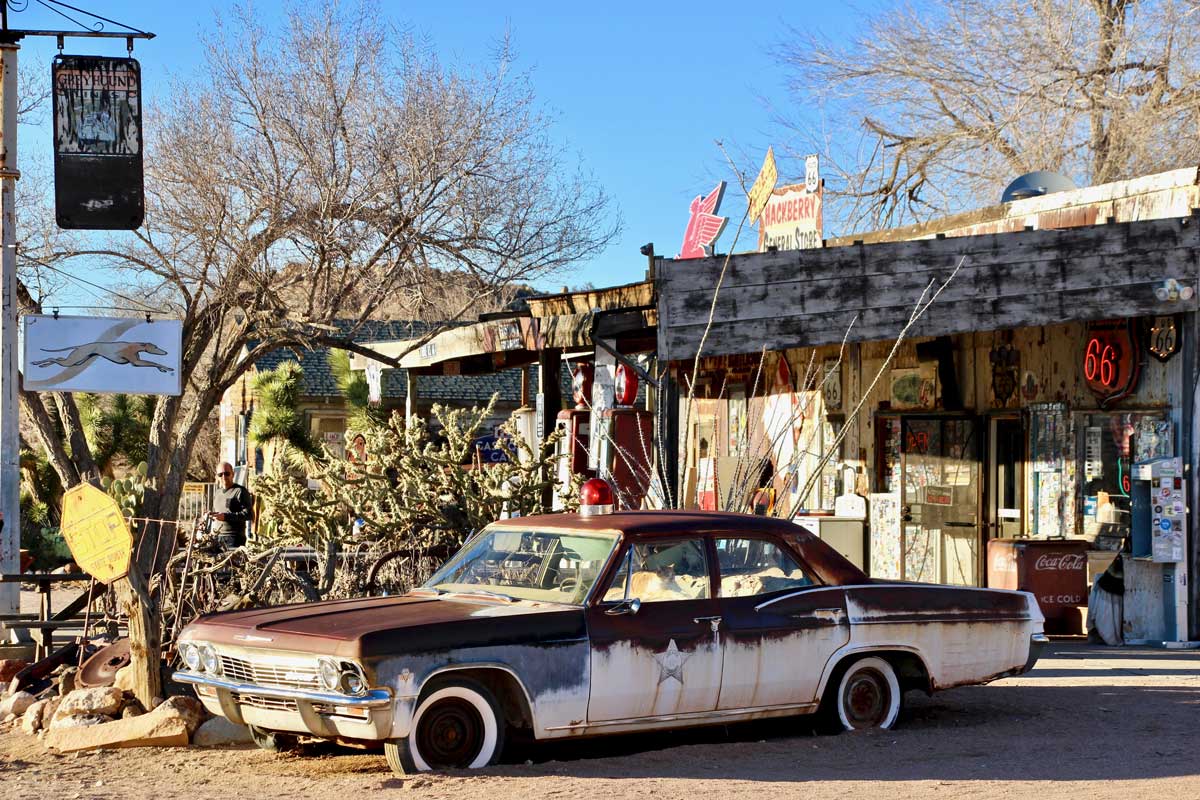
<box><xmin>1130</xmin><ymin>456</ymin><xmax>1189</xmax><ymax>644</ymax></box>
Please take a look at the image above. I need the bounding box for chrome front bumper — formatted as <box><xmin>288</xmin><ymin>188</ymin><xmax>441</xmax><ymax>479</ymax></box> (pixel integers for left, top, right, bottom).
<box><xmin>1023</xmin><ymin>633</ymin><xmax>1049</xmax><ymax>673</ymax></box>
<box><xmin>174</xmin><ymin>670</ymin><xmax>394</xmax><ymax>740</ymax></box>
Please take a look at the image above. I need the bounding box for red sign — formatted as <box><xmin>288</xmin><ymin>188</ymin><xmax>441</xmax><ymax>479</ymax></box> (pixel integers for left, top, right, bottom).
<box><xmin>1083</xmin><ymin>319</ymin><xmax>1140</xmax><ymax>408</ymax></box>
<box><xmin>678</xmin><ymin>182</ymin><xmax>728</xmax><ymax>259</ymax></box>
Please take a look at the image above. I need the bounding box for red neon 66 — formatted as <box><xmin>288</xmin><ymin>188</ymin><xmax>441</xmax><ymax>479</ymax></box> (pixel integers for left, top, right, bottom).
<box><xmin>1084</xmin><ymin>337</ymin><xmax>1118</xmax><ymax>388</ymax></box>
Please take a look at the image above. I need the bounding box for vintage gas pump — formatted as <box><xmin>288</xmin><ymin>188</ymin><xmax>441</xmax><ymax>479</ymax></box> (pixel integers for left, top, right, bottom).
<box><xmin>600</xmin><ymin>363</ymin><xmax>653</xmax><ymax>510</ymax></box>
<box><xmin>1130</xmin><ymin>456</ymin><xmax>1190</xmax><ymax>644</ymax></box>
<box><xmin>552</xmin><ymin>363</ymin><xmax>593</xmax><ymax>511</ymax></box>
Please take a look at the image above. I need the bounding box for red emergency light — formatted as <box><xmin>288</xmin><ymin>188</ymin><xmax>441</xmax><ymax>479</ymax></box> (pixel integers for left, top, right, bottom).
<box><xmin>579</xmin><ymin>478</ymin><xmax>614</xmax><ymax>516</ymax></box>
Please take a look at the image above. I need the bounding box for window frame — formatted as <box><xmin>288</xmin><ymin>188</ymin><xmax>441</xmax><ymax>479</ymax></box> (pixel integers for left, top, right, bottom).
<box><xmin>710</xmin><ymin>533</ymin><xmax>824</xmax><ymax>600</ymax></box>
<box><xmin>594</xmin><ymin>534</ymin><xmax>718</xmax><ymax>606</ymax></box>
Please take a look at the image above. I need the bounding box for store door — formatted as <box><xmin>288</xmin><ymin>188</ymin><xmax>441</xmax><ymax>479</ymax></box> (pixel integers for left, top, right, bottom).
<box><xmin>900</xmin><ymin>417</ymin><xmax>982</xmax><ymax>586</ymax></box>
<box><xmin>987</xmin><ymin>416</ymin><xmax>1025</xmax><ymax>540</ymax></box>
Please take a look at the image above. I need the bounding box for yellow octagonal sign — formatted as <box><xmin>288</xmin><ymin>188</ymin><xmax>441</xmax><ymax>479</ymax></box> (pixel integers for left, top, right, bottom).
<box><xmin>60</xmin><ymin>483</ymin><xmax>133</xmax><ymax>584</ymax></box>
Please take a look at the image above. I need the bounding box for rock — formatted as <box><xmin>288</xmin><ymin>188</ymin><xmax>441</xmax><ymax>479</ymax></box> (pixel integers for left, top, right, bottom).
<box><xmin>51</xmin><ymin>715</ymin><xmax>113</xmax><ymax>730</ymax></box>
<box><xmin>0</xmin><ymin>659</ymin><xmax>28</xmax><ymax>684</ymax></box>
<box><xmin>0</xmin><ymin>690</ymin><xmax>35</xmax><ymax>718</ymax></box>
<box><xmin>43</xmin><ymin>701</ymin><xmax>191</xmax><ymax>753</ymax></box>
<box><xmin>22</xmin><ymin>698</ymin><xmax>52</xmax><ymax>735</ymax></box>
<box><xmin>54</xmin><ymin>687</ymin><xmax>124</xmax><ymax>721</ymax></box>
<box><xmin>58</xmin><ymin>668</ymin><xmax>77</xmax><ymax>696</ymax></box>
<box><xmin>192</xmin><ymin>717</ymin><xmax>253</xmax><ymax>747</ymax></box>
<box><xmin>113</xmin><ymin>665</ymin><xmax>136</xmax><ymax>694</ymax></box>
<box><xmin>40</xmin><ymin>697</ymin><xmax>61</xmax><ymax>728</ymax></box>
<box><xmin>156</xmin><ymin>695</ymin><xmax>206</xmax><ymax>736</ymax></box>
<box><xmin>120</xmin><ymin>700</ymin><xmax>144</xmax><ymax>719</ymax></box>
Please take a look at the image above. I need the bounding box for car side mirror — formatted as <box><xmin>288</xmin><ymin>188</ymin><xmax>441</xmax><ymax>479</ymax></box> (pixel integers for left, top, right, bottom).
<box><xmin>605</xmin><ymin>597</ymin><xmax>641</xmax><ymax>616</ymax></box>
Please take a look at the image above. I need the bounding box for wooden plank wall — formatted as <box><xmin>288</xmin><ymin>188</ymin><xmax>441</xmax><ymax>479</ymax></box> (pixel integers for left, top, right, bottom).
<box><xmin>658</xmin><ymin>215</ymin><xmax>1200</xmax><ymax>362</ymax></box>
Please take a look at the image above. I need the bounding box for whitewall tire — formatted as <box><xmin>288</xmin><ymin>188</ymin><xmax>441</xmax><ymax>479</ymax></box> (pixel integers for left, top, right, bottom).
<box><xmin>385</xmin><ymin>678</ymin><xmax>505</xmax><ymax>774</ymax></box>
<box><xmin>833</xmin><ymin>656</ymin><xmax>901</xmax><ymax>731</ymax></box>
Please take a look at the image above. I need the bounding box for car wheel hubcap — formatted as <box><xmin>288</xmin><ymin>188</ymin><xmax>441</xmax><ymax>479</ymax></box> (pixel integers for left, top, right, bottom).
<box><xmin>418</xmin><ymin>698</ymin><xmax>485</xmax><ymax>768</ymax></box>
<box><xmin>843</xmin><ymin>668</ymin><xmax>888</xmax><ymax>728</ymax></box>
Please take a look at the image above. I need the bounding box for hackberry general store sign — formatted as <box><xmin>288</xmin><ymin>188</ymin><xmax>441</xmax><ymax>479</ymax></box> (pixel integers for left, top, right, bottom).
<box><xmin>52</xmin><ymin>54</ymin><xmax>144</xmax><ymax>230</ymax></box>
<box><xmin>757</xmin><ymin>177</ymin><xmax>823</xmax><ymax>252</ymax></box>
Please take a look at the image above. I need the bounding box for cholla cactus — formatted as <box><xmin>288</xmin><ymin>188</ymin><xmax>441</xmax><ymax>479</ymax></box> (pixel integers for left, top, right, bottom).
<box><xmin>252</xmin><ymin>395</ymin><xmax>581</xmax><ymax>565</ymax></box>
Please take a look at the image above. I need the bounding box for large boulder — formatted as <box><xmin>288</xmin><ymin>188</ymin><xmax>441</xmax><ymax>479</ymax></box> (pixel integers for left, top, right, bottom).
<box><xmin>21</xmin><ymin>698</ymin><xmax>52</xmax><ymax>735</ymax></box>
<box><xmin>54</xmin><ymin>687</ymin><xmax>124</xmax><ymax>721</ymax></box>
<box><xmin>192</xmin><ymin>717</ymin><xmax>253</xmax><ymax>747</ymax></box>
<box><xmin>113</xmin><ymin>665</ymin><xmax>136</xmax><ymax>694</ymax></box>
<box><xmin>43</xmin><ymin>700</ymin><xmax>191</xmax><ymax>753</ymax></box>
<box><xmin>50</xmin><ymin>714</ymin><xmax>113</xmax><ymax>730</ymax></box>
<box><xmin>157</xmin><ymin>695</ymin><xmax>206</xmax><ymax>736</ymax></box>
<box><xmin>0</xmin><ymin>690</ymin><xmax>35</xmax><ymax>718</ymax></box>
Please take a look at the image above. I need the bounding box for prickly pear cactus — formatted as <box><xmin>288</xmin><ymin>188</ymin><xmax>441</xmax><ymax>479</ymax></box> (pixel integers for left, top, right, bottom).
<box><xmin>101</xmin><ymin>461</ymin><xmax>154</xmax><ymax>518</ymax></box>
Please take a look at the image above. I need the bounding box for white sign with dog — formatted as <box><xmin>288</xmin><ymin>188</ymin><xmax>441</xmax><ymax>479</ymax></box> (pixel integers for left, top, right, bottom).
<box><xmin>22</xmin><ymin>315</ymin><xmax>182</xmax><ymax>395</ymax></box>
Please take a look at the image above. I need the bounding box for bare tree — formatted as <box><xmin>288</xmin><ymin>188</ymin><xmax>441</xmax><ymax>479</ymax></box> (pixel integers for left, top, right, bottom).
<box><xmin>19</xmin><ymin>0</ymin><xmax>618</xmax><ymax>545</ymax></box>
<box><xmin>778</xmin><ymin>0</ymin><xmax>1200</xmax><ymax>232</ymax></box>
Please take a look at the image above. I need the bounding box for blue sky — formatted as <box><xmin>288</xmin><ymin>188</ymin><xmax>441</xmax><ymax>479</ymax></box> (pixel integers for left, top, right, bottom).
<box><xmin>14</xmin><ymin>0</ymin><xmax>870</xmax><ymax>303</ymax></box>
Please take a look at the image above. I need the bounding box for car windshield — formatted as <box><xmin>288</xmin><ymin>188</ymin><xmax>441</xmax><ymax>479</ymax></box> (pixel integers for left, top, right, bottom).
<box><xmin>424</xmin><ymin>527</ymin><xmax>620</xmax><ymax>605</ymax></box>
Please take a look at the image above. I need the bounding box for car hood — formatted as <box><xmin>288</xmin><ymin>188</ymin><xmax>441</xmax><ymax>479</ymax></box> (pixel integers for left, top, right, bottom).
<box><xmin>181</xmin><ymin>593</ymin><xmax>584</xmax><ymax>658</ymax></box>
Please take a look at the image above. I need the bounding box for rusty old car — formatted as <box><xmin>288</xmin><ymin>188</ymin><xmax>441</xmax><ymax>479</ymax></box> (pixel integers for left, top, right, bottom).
<box><xmin>175</xmin><ymin>500</ymin><xmax>1046</xmax><ymax>775</ymax></box>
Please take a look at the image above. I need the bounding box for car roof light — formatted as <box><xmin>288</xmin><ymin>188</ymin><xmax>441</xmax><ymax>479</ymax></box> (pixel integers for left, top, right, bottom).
<box><xmin>579</xmin><ymin>478</ymin><xmax>614</xmax><ymax>516</ymax></box>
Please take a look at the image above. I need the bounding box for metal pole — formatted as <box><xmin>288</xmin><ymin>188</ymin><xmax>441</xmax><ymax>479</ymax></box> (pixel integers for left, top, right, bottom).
<box><xmin>0</xmin><ymin>38</ymin><xmax>18</xmax><ymax>622</ymax></box>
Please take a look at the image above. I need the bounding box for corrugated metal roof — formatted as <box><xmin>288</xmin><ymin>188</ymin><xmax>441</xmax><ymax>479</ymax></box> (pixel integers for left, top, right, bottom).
<box><xmin>251</xmin><ymin>321</ymin><xmax>530</xmax><ymax>403</ymax></box>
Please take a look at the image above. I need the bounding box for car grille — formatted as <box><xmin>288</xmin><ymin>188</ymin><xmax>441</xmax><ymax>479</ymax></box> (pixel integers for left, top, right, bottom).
<box><xmin>219</xmin><ymin>654</ymin><xmax>320</xmax><ymax>691</ymax></box>
<box><xmin>232</xmin><ymin>693</ymin><xmax>341</xmax><ymax>717</ymax></box>
<box><xmin>233</xmin><ymin>693</ymin><xmax>299</xmax><ymax>713</ymax></box>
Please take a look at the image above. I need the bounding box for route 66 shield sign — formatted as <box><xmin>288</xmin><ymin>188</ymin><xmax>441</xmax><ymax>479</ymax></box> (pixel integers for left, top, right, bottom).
<box><xmin>1149</xmin><ymin>315</ymin><xmax>1180</xmax><ymax>362</ymax></box>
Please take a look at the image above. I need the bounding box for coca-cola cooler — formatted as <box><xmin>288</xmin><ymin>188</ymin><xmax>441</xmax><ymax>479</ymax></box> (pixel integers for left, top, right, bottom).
<box><xmin>987</xmin><ymin>538</ymin><xmax>1088</xmax><ymax>634</ymax></box>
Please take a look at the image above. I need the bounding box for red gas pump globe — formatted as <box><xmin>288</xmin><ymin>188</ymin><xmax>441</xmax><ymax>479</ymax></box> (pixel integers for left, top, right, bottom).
<box><xmin>614</xmin><ymin>363</ymin><xmax>638</xmax><ymax>407</ymax></box>
<box><xmin>571</xmin><ymin>363</ymin><xmax>594</xmax><ymax>408</ymax></box>
<box><xmin>579</xmin><ymin>478</ymin><xmax>615</xmax><ymax>515</ymax></box>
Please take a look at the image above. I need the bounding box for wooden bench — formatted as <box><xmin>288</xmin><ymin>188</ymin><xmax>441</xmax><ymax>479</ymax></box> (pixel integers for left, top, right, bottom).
<box><xmin>0</xmin><ymin>574</ymin><xmax>101</xmax><ymax>659</ymax></box>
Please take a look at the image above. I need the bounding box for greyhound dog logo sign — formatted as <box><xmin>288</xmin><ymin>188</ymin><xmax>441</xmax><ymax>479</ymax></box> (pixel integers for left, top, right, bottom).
<box><xmin>22</xmin><ymin>314</ymin><xmax>182</xmax><ymax>395</ymax></box>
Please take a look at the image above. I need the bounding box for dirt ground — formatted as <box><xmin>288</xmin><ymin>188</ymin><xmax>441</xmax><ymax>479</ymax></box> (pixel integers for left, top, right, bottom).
<box><xmin>1</xmin><ymin>641</ymin><xmax>1198</xmax><ymax>800</ymax></box>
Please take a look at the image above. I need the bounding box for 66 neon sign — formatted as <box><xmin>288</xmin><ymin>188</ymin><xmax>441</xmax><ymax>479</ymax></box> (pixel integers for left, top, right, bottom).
<box><xmin>1083</xmin><ymin>338</ymin><xmax>1118</xmax><ymax>386</ymax></box>
<box><xmin>1083</xmin><ymin>319</ymin><xmax>1141</xmax><ymax>408</ymax></box>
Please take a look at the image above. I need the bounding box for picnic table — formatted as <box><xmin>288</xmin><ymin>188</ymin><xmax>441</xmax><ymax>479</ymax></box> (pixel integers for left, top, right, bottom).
<box><xmin>0</xmin><ymin>573</ymin><xmax>99</xmax><ymax>659</ymax></box>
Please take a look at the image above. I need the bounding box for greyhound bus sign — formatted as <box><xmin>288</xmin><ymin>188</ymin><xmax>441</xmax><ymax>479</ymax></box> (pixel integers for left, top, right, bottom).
<box><xmin>22</xmin><ymin>315</ymin><xmax>182</xmax><ymax>395</ymax></box>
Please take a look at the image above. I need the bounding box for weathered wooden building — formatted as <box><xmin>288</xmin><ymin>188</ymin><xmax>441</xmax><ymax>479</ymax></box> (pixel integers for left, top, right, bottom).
<box><xmin>656</xmin><ymin>168</ymin><xmax>1200</xmax><ymax>644</ymax></box>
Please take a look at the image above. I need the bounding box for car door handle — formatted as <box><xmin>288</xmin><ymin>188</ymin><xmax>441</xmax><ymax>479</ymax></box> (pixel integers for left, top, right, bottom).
<box><xmin>810</xmin><ymin>608</ymin><xmax>846</xmax><ymax>623</ymax></box>
<box><xmin>694</xmin><ymin>615</ymin><xmax>722</xmax><ymax>646</ymax></box>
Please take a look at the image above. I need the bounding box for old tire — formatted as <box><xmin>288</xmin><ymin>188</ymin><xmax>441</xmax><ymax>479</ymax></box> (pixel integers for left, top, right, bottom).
<box><xmin>830</xmin><ymin>656</ymin><xmax>901</xmax><ymax>731</ymax></box>
<box><xmin>247</xmin><ymin>725</ymin><xmax>300</xmax><ymax>752</ymax></box>
<box><xmin>384</xmin><ymin>679</ymin><xmax>505</xmax><ymax>774</ymax></box>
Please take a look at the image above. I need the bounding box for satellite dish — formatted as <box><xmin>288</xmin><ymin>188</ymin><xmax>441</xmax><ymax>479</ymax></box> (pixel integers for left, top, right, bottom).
<box><xmin>1002</xmin><ymin>171</ymin><xmax>1077</xmax><ymax>203</ymax></box>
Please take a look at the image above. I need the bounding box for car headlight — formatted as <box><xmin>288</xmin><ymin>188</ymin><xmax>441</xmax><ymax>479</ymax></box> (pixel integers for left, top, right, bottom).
<box><xmin>318</xmin><ymin>658</ymin><xmax>341</xmax><ymax>692</ymax></box>
<box><xmin>340</xmin><ymin>666</ymin><xmax>366</xmax><ymax>696</ymax></box>
<box><xmin>198</xmin><ymin>644</ymin><xmax>220</xmax><ymax>675</ymax></box>
<box><xmin>317</xmin><ymin>658</ymin><xmax>368</xmax><ymax>696</ymax></box>
<box><xmin>179</xmin><ymin>641</ymin><xmax>200</xmax><ymax>671</ymax></box>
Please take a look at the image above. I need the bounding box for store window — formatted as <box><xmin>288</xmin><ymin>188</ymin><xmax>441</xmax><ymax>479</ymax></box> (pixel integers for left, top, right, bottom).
<box><xmin>1078</xmin><ymin>411</ymin><xmax>1173</xmax><ymax>548</ymax></box>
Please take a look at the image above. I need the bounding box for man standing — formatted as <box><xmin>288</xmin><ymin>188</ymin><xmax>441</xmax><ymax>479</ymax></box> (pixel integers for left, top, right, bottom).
<box><xmin>212</xmin><ymin>462</ymin><xmax>252</xmax><ymax>549</ymax></box>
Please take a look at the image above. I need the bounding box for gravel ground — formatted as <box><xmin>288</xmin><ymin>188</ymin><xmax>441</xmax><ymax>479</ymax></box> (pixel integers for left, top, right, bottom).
<box><xmin>1</xmin><ymin>642</ymin><xmax>1198</xmax><ymax>800</ymax></box>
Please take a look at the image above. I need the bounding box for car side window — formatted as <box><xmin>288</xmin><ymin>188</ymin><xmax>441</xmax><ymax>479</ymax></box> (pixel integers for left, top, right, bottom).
<box><xmin>714</xmin><ymin>537</ymin><xmax>815</xmax><ymax>598</ymax></box>
<box><xmin>602</xmin><ymin>538</ymin><xmax>711</xmax><ymax>603</ymax></box>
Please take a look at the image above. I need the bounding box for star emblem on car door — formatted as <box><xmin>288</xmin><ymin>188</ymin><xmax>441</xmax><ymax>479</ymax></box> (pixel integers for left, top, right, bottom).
<box><xmin>653</xmin><ymin>639</ymin><xmax>692</xmax><ymax>685</ymax></box>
